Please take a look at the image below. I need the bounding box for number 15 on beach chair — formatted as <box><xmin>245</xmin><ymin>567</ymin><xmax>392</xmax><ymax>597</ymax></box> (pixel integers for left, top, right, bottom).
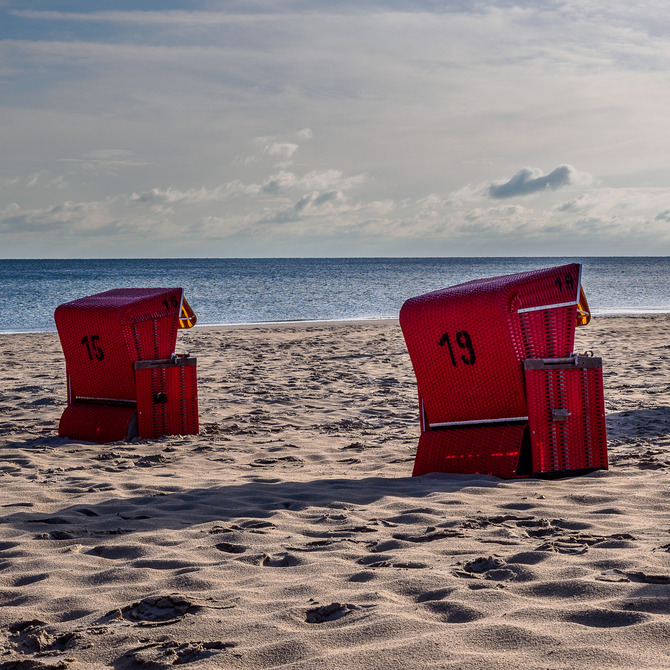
<box><xmin>54</xmin><ymin>288</ymin><xmax>199</xmax><ymax>443</ymax></box>
<box><xmin>399</xmin><ymin>264</ymin><xmax>608</xmax><ymax>479</ymax></box>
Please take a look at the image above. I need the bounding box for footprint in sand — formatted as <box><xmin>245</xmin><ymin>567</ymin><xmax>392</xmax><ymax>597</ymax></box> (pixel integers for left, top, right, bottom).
<box><xmin>107</xmin><ymin>595</ymin><xmax>199</xmax><ymax>626</ymax></box>
<box><xmin>366</xmin><ymin>559</ymin><xmax>428</xmax><ymax>569</ymax></box>
<box><xmin>239</xmin><ymin>519</ymin><xmax>276</xmax><ymax>530</ymax></box>
<box><xmin>355</xmin><ymin>553</ymin><xmax>427</xmax><ymax>569</ymax></box>
<box><xmin>215</xmin><ymin>541</ymin><xmax>246</xmax><ymax>554</ymax></box>
<box><xmin>454</xmin><ymin>556</ymin><xmax>517</xmax><ymax>581</ymax></box>
<box><xmin>567</xmin><ymin>608</ymin><xmax>650</xmax><ymax>627</ymax></box>
<box><xmin>250</xmin><ymin>456</ymin><xmax>304</xmax><ymax>468</ymax></box>
<box><xmin>126</xmin><ymin>640</ymin><xmax>236</xmax><ymax>667</ymax></box>
<box><xmin>624</xmin><ymin>570</ymin><xmax>670</xmax><ymax>584</ymax></box>
<box><xmin>86</xmin><ymin>544</ymin><xmax>146</xmax><ymax>560</ymax></box>
<box><xmin>40</xmin><ymin>530</ymin><xmax>84</xmax><ymax>540</ymax></box>
<box><xmin>259</xmin><ymin>552</ymin><xmax>304</xmax><ymax>567</ymax></box>
<box><xmin>536</xmin><ymin>532</ymin><xmax>636</xmax><ymax>554</ymax></box>
<box><xmin>6</xmin><ymin>619</ymin><xmax>81</xmax><ymax>656</ymax></box>
<box><xmin>305</xmin><ymin>602</ymin><xmax>359</xmax><ymax>623</ymax></box>
<box><xmin>463</xmin><ymin>556</ymin><xmax>507</xmax><ymax>573</ymax></box>
<box><xmin>25</xmin><ymin>516</ymin><xmax>72</xmax><ymax>526</ymax></box>
<box><xmin>421</xmin><ymin>599</ymin><xmax>487</xmax><ymax>624</ymax></box>
<box><xmin>392</xmin><ymin>526</ymin><xmax>465</xmax><ymax>543</ymax></box>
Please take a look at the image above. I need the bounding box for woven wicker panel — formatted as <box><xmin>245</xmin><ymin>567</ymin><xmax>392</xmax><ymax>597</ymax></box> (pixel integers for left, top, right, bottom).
<box><xmin>55</xmin><ymin>288</ymin><xmax>183</xmax><ymax>401</ymax></box>
<box><xmin>135</xmin><ymin>359</ymin><xmax>199</xmax><ymax>439</ymax></box>
<box><xmin>412</xmin><ymin>424</ymin><xmax>526</xmax><ymax>478</ymax></box>
<box><xmin>58</xmin><ymin>404</ymin><xmax>137</xmax><ymax>443</ymax></box>
<box><xmin>518</xmin><ymin>306</ymin><xmax>576</xmax><ymax>359</ymax></box>
<box><xmin>514</xmin><ymin>263</ymin><xmax>581</xmax><ymax>309</ymax></box>
<box><xmin>525</xmin><ymin>362</ymin><xmax>608</xmax><ymax>475</ymax></box>
<box><xmin>119</xmin><ymin>289</ymin><xmax>182</xmax><ymax>361</ymax></box>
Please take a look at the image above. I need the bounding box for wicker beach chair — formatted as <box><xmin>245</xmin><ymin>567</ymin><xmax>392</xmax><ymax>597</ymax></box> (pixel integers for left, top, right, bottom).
<box><xmin>400</xmin><ymin>263</ymin><xmax>608</xmax><ymax>478</ymax></box>
<box><xmin>54</xmin><ymin>288</ymin><xmax>199</xmax><ymax>443</ymax></box>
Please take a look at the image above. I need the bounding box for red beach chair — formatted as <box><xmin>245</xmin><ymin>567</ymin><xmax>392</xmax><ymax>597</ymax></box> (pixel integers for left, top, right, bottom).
<box><xmin>400</xmin><ymin>264</ymin><xmax>608</xmax><ymax>478</ymax></box>
<box><xmin>55</xmin><ymin>288</ymin><xmax>199</xmax><ymax>443</ymax></box>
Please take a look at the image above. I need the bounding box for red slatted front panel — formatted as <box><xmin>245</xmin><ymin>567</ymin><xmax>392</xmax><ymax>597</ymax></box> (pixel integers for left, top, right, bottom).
<box><xmin>525</xmin><ymin>363</ymin><xmax>608</xmax><ymax>475</ymax></box>
<box><xmin>135</xmin><ymin>359</ymin><xmax>199</xmax><ymax>439</ymax></box>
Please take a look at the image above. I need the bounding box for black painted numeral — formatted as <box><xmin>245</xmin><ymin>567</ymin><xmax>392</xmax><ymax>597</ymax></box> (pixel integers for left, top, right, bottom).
<box><xmin>555</xmin><ymin>274</ymin><xmax>574</xmax><ymax>293</ymax></box>
<box><xmin>81</xmin><ymin>335</ymin><xmax>104</xmax><ymax>362</ymax></box>
<box><xmin>439</xmin><ymin>329</ymin><xmax>475</xmax><ymax>367</ymax></box>
<box><xmin>456</xmin><ymin>330</ymin><xmax>476</xmax><ymax>365</ymax></box>
<box><xmin>438</xmin><ymin>332</ymin><xmax>457</xmax><ymax>366</ymax></box>
<box><xmin>162</xmin><ymin>295</ymin><xmax>180</xmax><ymax>311</ymax></box>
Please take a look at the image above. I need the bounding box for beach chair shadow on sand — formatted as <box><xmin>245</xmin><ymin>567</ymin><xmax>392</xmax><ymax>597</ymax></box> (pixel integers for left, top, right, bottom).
<box><xmin>400</xmin><ymin>263</ymin><xmax>608</xmax><ymax>479</ymax></box>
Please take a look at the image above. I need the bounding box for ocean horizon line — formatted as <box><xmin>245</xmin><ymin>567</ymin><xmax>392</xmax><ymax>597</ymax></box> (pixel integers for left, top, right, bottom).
<box><xmin>2</xmin><ymin>308</ymin><xmax>668</xmax><ymax>336</ymax></box>
<box><xmin>2</xmin><ymin>254</ymin><xmax>670</xmax><ymax>261</ymax></box>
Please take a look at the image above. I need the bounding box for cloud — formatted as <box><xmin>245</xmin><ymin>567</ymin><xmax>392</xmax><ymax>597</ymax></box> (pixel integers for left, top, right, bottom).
<box><xmin>0</xmin><ymin>200</ymin><xmax>112</xmax><ymax>234</ymax></box>
<box><xmin>9</xmin><ymin>10</ymin><xmax>267</xmax><ymax>25</ymax></box>
<box><xmin>3</xmin><ymin>172</ymin><xmax>670</xmax><ymax>257</ymax></box>
<box><xmin>261</xmin><ymin>171</ymin><xmax>296</xmax><ymax>194</ymax></box>
<box><xmin>267</xmin><ymin>142</ymin><xmax>298</xmax><ymax>158</ymax></box>
<box><xmin>252</xmin><ymin>137</ymin><xmax>299</xmax><ymax>160</ymax></box>
<box><xmin>234</xmin><ymin>131</ymin><xmax>313</xmax><ymax>167</ymax></box>
<box><xmin>0</xmin><ymin>172</ymin><xmax>69</xmax><ymax>190</ymax></box>
<box><xmin>261</xmin><ymin>169</ymin><xmax>364</xmax><ymax>195</ymax></box>
<box><xmin>488</xmin><ymin>165</ymin><xmax>588</xmax><ymax>199</ymax></box>
<box><xmin>294</xmin><ymin>190</ymin><xmax>343</xmax><ymax>213</ymax></box>
<box><xmin>258</xmin><ymin>189</ymin><xmax>350</xmax><ymax>225</ymax></box>
<box><xmin>129</xmin><ymin>185</ymin><xmax>228</xmax><ymax>206</ymax></box>
<box><xmin>7</xmin><ymin>6</ymin><xmax>491</xmax><ymax>26</ymax></box>
<box><xmin>59</xmin><ymin>149</ymin><xmax>152</xmax><ymax>175</ymax></box>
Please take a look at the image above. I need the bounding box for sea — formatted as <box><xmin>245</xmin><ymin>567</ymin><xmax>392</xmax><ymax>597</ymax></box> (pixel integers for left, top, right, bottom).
<box><xmin>1</xmin><ymin>257</ymin><xmax>669</xmax><ymax>334</ymax></box>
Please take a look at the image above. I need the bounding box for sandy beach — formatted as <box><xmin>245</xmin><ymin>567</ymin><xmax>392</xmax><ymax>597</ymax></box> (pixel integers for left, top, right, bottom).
<box><xmin>0</xmin><ymin>315</ymin><xmax>669</xmax><ymax>669</ymax></box>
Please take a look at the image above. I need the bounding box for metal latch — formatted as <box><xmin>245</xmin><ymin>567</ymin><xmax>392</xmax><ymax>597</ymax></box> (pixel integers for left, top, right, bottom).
<box><xmin>551</xmin><ymin>408</ymin><xmax>571</xmax><ymax>422</ymax></box>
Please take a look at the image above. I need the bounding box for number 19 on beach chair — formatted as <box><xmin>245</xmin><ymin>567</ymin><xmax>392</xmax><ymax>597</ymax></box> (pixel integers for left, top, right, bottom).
<box><xmin>399</xmin><ymin>264</ymin><xmax>608</xmax><ymax>479</ymax></box>
<box><xmin>54</xmin><ymin>288</ymin><xmax>199</xmax><ymax>443</ymax></box>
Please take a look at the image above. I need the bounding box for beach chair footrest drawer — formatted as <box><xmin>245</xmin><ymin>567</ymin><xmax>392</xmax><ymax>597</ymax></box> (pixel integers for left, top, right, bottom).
<box><xmin>524</xmin><ymin>356</ymin><xmax>608</xmax><ymax>475</ymax></box>
<box><xmin>134</xmin><ymin>356</ymin><xmax>199</xmax><ymax>439</ymax></box>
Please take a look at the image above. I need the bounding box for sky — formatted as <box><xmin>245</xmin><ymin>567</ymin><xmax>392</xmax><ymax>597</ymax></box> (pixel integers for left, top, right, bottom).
<box><xmin>1</xmin><ymin>1</ymin><xmax>670</xmax><ymax>258</ymax></box>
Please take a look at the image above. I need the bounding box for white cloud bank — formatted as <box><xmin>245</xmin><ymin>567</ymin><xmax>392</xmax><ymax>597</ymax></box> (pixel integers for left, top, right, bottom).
<box><xmin>3</xmin><ymin>150</ymin><xmax>670</xmax><ymax>257</ymax></box>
